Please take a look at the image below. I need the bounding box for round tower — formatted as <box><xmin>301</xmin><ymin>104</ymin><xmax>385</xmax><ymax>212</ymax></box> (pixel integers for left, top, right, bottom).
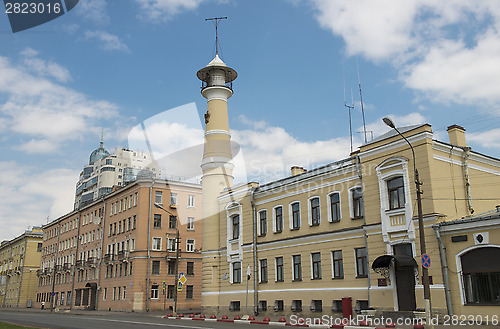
<box><xmin>197</xmin><ymin>54</ymin><xmax>237</xmax><ymax>310</ymax></box>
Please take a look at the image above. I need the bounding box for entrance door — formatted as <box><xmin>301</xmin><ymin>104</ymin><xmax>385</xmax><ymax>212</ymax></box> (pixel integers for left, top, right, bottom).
<box><xmin>395</xmin><ymin>266</ymin><xmax>416</xmax><ymax>311</ymax></box>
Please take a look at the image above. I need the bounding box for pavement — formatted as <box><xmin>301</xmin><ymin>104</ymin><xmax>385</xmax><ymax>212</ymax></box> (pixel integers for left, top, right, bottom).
<box><xmin>1</xmin><ymin>307</ymin><xmax>499</xmax><ymax>329</ymax></box>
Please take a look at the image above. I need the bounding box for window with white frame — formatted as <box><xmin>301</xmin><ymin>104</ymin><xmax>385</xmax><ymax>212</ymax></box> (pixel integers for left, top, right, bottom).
<box><xmin>290</xmin><ymin>202</ymin><xmax>300</xmax><ymax>230</ymax></box>
<box><xmin>187</xmin><ymin>217</ymin><xmax>194</xmax><ymax>230</ymax></box>
<box><xmin>351</xmin><ymin>187</ymin><xmax>364</xmax><ymax>219</ymax></box>
<box><xmin>188</xmin><ymin>195</ymin><xmax>195</xmax><ymax>207</ymax></box>
<box><xmin>186</xmin><ymin>239</ymin><xmax>195</xmax><ymax>252</ymax></box>
<box><xmin>232</xmin><ymin>262</ymin><xmax>241</xmax><ymax>283</ymax></box>
<box><xmin>331</xmin><ymin>250</ymin><xmax>344</xmax><ymax>279</ymax></box>
<box><xmin>311</xmin><ymin>252</ymin><xmax>322</xmax><ymax>279</ymax></box>
<box><xmin>152</xmin><ymin>238</ymin><xmax>161</xmax><ymax>251</ymax></box>
<box><xmin>274</xmin><ymin>206</ymin><xmax>283</xmax><ymax>233</ymax></box>
<box><xmin>276</xmin><ymin>257</ymin><xmax>284</xmax><ymax>282</ymax></box>
<box><xmin>170</xmin><ymin>192</ymin><xmax>177</xmax><ymax>206</ymax></box>
<box><xmin>151</xmin><ymin>285</ymin><xmax>159</xmax><ymax>299</ymax></box>
<box><xmin>355</xmin><ymin>247</ymin><xmax>368</xmax><ymax>278</ymax></box>
<box><xmin>387</xmin><ymin>176</ymin><xmax>405</xmax><ymax>210</ymax></box>
<box><xmin>167</xmin><ymin>238</ymin><xmax>176</xmax><ymax>252</ymax></box>
<box><xmin>292</xmin><ymin>255</ymin><xmax>302</xmax><ymax>281</ymax></box>
<box><xmin>329</xmin><ymin>192</ymin><xmax>341</xmax><ymax>222</ymax></box>
<box><xmin>259</xmin><ymin>259</ymin><xmax>268</xmax><ymax>283</ymax></box>
<box><xmin>155</xmin><ymin>191</ymin><xmax>162</xmax><ymax>204</ymax></box>
<box><xmin>231</xmin><ymin>214</ymin><xmax>240</xmax><ymax>240</ymax></box>
<box><xmin>309</xmin><ymin>197</ymin><xmax>321</xmax><ymax>226</ymax></box>
<box><xmin>258</xmin><ymin>210</ymin><xmax>267</xmax><ymax>236</ymax></box>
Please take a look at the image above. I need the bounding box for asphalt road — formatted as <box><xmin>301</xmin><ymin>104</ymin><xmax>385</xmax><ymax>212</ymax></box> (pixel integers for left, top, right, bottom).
<box><xmin>0</xmin><ymin>311</ymin><xmax>257</xmax><ymax>329</ymax></box>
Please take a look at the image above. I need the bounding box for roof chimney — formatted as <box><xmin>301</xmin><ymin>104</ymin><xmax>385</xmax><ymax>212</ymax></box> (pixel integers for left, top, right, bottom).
<box><xmin>447</xmin><ymin>125</ymin><xmax>467</xmax><ymax>147</ymax></box>
<box><xmin>291</xmin><ymin>166</ymin><xmax>307</xmax><ymax>176</ymax></box>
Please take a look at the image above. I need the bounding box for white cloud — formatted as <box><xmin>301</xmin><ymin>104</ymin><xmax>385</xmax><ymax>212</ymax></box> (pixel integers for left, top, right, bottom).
<box><xmin>134</xmin><ymin>0</ymin><xmax>206</xmax><ymax>21</ymax></box>
<box><xmin>20</xmin><ymin>48</ymin><xmax>71</xmax><ymax>83</ymax></box>
<box><xmin>0</xmin><ymin>161</ymin><xmax>77</xmax><ymax>242</ymax></box>
<box><xmin>18</xmin><ymin>139</ymin><xmax>59</xmax><ymax>154</ymax></box>
<box><xmin>307</xmin><ymin>0</ymin><xmax>500</xmax><ymax>106</ymax></box>
<box><xmin>0</xmin><ymin>52</ymin><xmax>119</xmax><ymax>153</ymax></box>
<box><xmin>75</xmin><ymin>0</ymin><xmax>109</xmax><ymax>25</ymax></box>
<box><xmin>84</xmin><ymin>30</ymin><xmax>130</xmax><ymax>53</ymax></box>
<box><xmin>468</xmin><ymin>128</ymin><xmax>500</xmax><ymax>149</ymax></box>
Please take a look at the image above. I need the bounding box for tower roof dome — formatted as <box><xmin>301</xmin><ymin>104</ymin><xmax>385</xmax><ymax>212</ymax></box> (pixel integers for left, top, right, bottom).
<box><xmin>89</xmin><ymin>137</ymin><xmax>110</xmax><ymax>165</ymax></box>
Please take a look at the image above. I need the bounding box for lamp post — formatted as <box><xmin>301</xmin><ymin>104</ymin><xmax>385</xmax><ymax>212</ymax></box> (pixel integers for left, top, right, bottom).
<box><xmin>383</xmin><ymin>117</ymin><xmax>432</xmax><ymax>319</ymax></box>
<box><xmin>154</xmin><ymin>203</ymin><xmax>180</xmax><ymax>315</ymax></box>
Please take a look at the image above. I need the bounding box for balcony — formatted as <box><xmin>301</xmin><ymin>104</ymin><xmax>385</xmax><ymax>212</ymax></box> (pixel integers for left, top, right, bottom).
<box><xmin>201</xmin><ymin>80</ymin><xmax>233</xmax><ymax>92</ymax></box>
<box><xmin>103</xmin><ymin>254</ymin><xmax>111</xmax><ymax>262</ymax></box>
<box><xmin>54</xmin><ymin>265</ymin><xmax>62</xmax><ymax>272</ymax></box>
<box><xmin>63</xmin><ymin>263</ymin><xmax>71</xmax><ymax>271</ymax></box>
<box><xmin>76</xmin><ymin>260</ymin><xmax>85</xmax><ymax>268</ymax></box>
<box><xmin>36</xmin><ymin>269</ymin><xmax>42</xmax><ymax>276</ymax></box>
<box><xmin>86</xmin><ymin>257</ymin><xmax>95</xmax><ymax>266</ymax></box>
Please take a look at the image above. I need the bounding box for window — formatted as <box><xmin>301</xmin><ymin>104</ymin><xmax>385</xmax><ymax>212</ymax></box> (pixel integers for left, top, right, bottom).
<box><xmin>355</xmin><ymin>247</ymin><xmax>368</xmax><ymax>278</ymax></box>
<box><xmin>151</xmin><ymin>285</ymin><xmax>159</xmax><ymax>299</ymax></box>
<box><xmin>311</xmin><ymin>252</ymin><xmax>322</xmax><ymax>279</ymax></box>
<box><xmin>393</xmin><ymin>243</ymin><xmax>413</xmax><ymax>257</ymax></box>
<box><xmin>167</xmin><ymin>238</ymin><xmax>176</xmax><ymax>252</ymax></box>
<box><xmin>230</xmin><ymin>301</ymin><xmax>240</xmax><ymax>311</ymax></box>
<box><xmin>187</xmin><ymin>262</ymin><xmax>194</xmax><ymax>275</ymax></box>
<box><xmin>232</xmin><ymin>262</ymin><xmax>241</xmax><ymax>283</ymax></box>
<box><xmin>258</xmin><ymin>300</ymin><xmax>267</xmax><ymax>311</ymax></box>
<box><xmin>292</xmin><ymin>255</ymin><xmax>302</xmax><ymax>281</ymax></box>
<box><xmin>291</xmin><ymin>202</ymin><xmax>300</xmax><ymax>230</ymax></box>
<box><xmin>169</xmin><ymin>215</ymin><xmax>177</xmax><ymax>229</ymax></box>
<box><xmin>259</xmin><ymin>259</ymin><xmax>268</xmax><ymax>283</ymax></box>
<box><xmin>152</xmin><ymin>238</ymin><xmax>161</xmax><ymax>251</ymax></box>
<box><xmin>291</xmin><ymin>300</ymin><xmax>302</xmax><ymax>312</ymax></box>
<box><xmin>332</xmin><ymin>250</ymin><xmax>344</xmax><ymax>279</ymax></box>
<box><xmin>310</xmin><ymin>197</ymin><xmax>320</xmax><ymax>226</ymax></box>
<box><xmin>186</xmin><ymin>239</ymin><xmax>195</xmax><ymax>252</ymax></box>
<box><xmin>351</xmin><ymin>187</ymin><xmax>364</xmax><ymax>219</ymax></box>
<box><xmin>387</xmin><ymin>176</ymin><xmax>405</xmax><ymax>209</ymax></box>
<box><xmin>329</xmin><ymin>193</ymin><xmax>341</xmax><ymax>222</ymax></box>
<box><xmin>274</xmin><ymin>206</ymin><xmax>283</xmax><ymax>233</ymax></box>
<box><xmin>231</xmin><ymin>215</ymin><xmax>240</xmax><ymax>240</ymax></box>
<box><xmin>275</xmin><ymin>257</ymin><xmax>284</xmax><ymax>282</ymax></box>
<box><xmin>188</xmin><ymin>195</ymin><xmax>195</xmax><ymax>207</ymax></box>
<box><xmin>187</xmin><ymin>217</ymin><xmax>194</xmax><ymax>230</ymax></box>
<box><xmin>274</xmin><ymin>300</ymin><xmax>284</xmax><ymax>311</ymax></box>
<box><xmin>152</xmin><ymin>260</ymin><xmax>160</xmax><ymax>275</ymax></box>
<box><xmin>170</xmin><ymin>192</ymin><xmax>177</xmax><ymax>205</ymax></box>
<box><xmin>132</xmin><ymin>215</ymin><xmax>136</xmax><ymax>229</ymax></box>
<box><xmin>155</xmin><ymin>191</ymin><xmax>162</xmax><ymax>204</ymax></box>
<box><xmin>461</xmin><ymin>247</ymin><xmax>500</xmax><ymax>305</ymax></box>
<box><xmin>311</xmin><ymin>300</ymin><xmax>322</xmax><ymax>312</ymax></box>
<box><xmin>153</xmin><ymin>214</ymin><xmax>161</xmax><ymax>228</ymax></box>
<box><xmin>168</xmin><ymin>260</ymin><xmax>176</xmax><ymax>275</ymax></box>
<box><xmin>123</xmin><ymin>286</ymin><xmax>126</xmax><ymax>300</ymax></box>
<box><xmin>186</xmin><ymin>285</ymin><xmax>194</xmax><ymax>299</ymax></box>
<box><xmin>167</xmin><ymin>285</ymin><xmax>175</xmax><ymax>299</ymax></box>
<box><xmin>259</xmin><ymin>210</ymin><xmax>267</xmax><ymax>236</ymax></box>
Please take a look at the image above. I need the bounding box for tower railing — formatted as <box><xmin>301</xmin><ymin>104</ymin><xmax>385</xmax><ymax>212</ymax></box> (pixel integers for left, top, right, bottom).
<box><xmin>201</xmin><ymin>81</ymin><xmax>232</xmax><ymax>91</ymax></box>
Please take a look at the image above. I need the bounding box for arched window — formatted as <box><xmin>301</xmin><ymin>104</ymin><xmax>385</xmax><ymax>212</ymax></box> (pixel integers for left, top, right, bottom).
<box><xmin>461</xmin><ymin>247</ymin><xmax>500</xmax><ymax>305</ymax></box>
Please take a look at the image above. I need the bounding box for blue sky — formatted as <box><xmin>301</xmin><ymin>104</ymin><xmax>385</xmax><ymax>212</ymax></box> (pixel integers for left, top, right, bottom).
<box><xmin>2</xmin><ymin>0</ymin><xmax>500</xmax><ymax>241</ymax></box>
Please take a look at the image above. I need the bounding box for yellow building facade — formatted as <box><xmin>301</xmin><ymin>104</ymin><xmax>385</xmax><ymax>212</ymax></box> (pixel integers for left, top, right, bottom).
<box><xmin>202</xmin><ymin>123</ymin><xmax>500</xmax><ymax>319</ymax></box>
<box><xmin>0</xmin><ymin>228</ymin><xmax>43</xmax><ymax>308</ymax></box>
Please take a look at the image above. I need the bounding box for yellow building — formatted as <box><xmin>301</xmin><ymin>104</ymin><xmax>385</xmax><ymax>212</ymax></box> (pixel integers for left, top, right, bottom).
<box><xmin>200</xmin><ymin>101</ymin><xmax>500</xmax><ymax>318</ymax></box>
<box><xmin>0</xmin><ymin>227</ymin><xmax>43</xmax><ymax>308</ymax></box>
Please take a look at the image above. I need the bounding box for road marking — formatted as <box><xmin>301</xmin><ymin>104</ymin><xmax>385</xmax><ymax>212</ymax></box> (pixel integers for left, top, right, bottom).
<box><xmin>72</xmin><ymin>317</ymin><xmax>214</xmax><ymax>329</ymax></box>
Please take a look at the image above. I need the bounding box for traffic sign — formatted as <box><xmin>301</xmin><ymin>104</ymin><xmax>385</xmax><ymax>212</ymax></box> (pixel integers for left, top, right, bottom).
<box><xmin>177</xmin><ymin>272</ymin><xmax>187</xmax><ymax>292</ymax></box>
<box><xmin>421</xmin><ymin>254</ymin><xmax>431</xmax><ymax>269</ymax></box>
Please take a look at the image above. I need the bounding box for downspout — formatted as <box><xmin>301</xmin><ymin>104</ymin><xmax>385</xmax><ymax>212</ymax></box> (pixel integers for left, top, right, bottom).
<box><xmin>146</xmin><ymin>179</ymin><xmax>154</xmax><ymax>312</ymax></box>
<box><xmin>17</xmin><ymin>235</ymin><xmax>28</xmax><ymax>307</ymax></box>
<box><xmin>51</xmin><ymin>223</ymin><xmax>61</xmax><ymax>311</ymax></box>
<box><xmin>96</xmin><ymin>197</ymin><xmax>106</xmax><ymax>310</ymax></box>
<box><xmin>70</xmin><ymin>213</ymin><xmax>81</xmax><ymax>310</ymax></box>
<box><xmin>433</xmin><ymin>225</ymin><xmax>453</xmax><ymax>315</ymax></box>
<box><xmin>250</xmin><ymin>187</ymin><xmax>259</xmax><ymax>316</ymax></box>
<box><xmin>462</xmin><ymin>147</ymin><xmax>474</xmax><ymax>215</ymax></box>
<box><xmin>356</xmin><ymin>154</ymin><xmax>370</xmax><ymax>307</ymax></box>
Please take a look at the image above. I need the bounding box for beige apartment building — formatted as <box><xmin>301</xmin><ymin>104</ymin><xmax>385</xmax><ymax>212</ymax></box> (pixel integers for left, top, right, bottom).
<box><xmin>36</xmin><ymin>178</ymin><xmax>202</xmax><ymax>312</ymax></box>
<box><xmin>0</xmin><ymin>227</ymin><xmax>43</xmax><ymax>308</ymax></box>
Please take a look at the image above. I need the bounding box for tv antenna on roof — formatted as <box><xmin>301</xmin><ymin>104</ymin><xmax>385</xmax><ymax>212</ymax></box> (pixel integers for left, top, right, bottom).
<box><xmin>343</xmin><ymin>64</ymin><xmax>354</xmax><ymax>153</ymax></box>
<box><xmin>205</xmin><ymin>16</ymin><xmax>227</xmax><ymax>57</ymax></box>
<box><xmin>357</xmin><ymin>57</ymin><xmax>368</xmax><ymax>144</ymax></box>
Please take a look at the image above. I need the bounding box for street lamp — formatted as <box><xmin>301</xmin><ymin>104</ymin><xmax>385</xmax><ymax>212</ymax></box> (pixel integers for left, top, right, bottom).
<box><xmin>382</xmin><ymin>117</ymin><xmax>432</xmax><ymax>319</ymax></box>
<box><xmin>154</xmin><ymin>203</ymin><xmax>180</xmax><ymax>315</ymax></box>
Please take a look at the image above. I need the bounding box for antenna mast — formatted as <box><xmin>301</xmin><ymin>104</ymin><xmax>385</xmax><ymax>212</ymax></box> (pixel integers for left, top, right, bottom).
<box><xmin>356</xmin><ymin>58</ymin><xmax>368</xmax><ymax>143</ymax></box>
<box><xmin>343</xmin><ymin>64</ymin><xmax>354</xmax><ymax>153</ymax></box>
<box><xmin>205</xmin><ymin>16</ymin><xmax>227</xmax><ymax>57</ymax></box>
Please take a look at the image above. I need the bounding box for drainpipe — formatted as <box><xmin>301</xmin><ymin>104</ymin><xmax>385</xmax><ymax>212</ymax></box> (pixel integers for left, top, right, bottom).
<box><xmin>250</xmin><ymin>187</ymin><xmax>259</xmax><ymax>315</ymax></box>
<box><xmin>70</xmin><ymin>213</ymin><xmax>81</xmax><ymax>310</ymax></box>
<box><xmin>433</xmin><ymin>225</ymin><xmax>453</xmax><ymax>315</ymax></box>
<box><xmin>146</xmin><ymin>179</ymin><xmax>154</xmax><ymax>312</ymax></box>
<box><xmin>51</xmin><ymin>223</ymin><xmax>61</xmax><ymax>311</ymax></box>
<box><xmin>356</xmin><ymin>155</ymin><xmax>370</xmax><ymax>307</ymax></box>
<box><xmin>17</xmin><ymin>235</ymin><xmax>28</xmax><ymax>307</ymax></box>
<box><xmin>95</xmin><ymin>197</ymin><xmax>106</xmax><ymax>310</ymax></box>
<box><xmin>462</xmin><ymin>148</ymin><xmax>474</xmax><ymax>215</ymax></box>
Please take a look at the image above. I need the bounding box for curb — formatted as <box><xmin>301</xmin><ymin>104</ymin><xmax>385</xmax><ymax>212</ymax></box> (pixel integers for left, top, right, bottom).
<box><xmin>161</xmin><ymin>315</ymin><xmax>409</xmax><ymax>329</ymax></box>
